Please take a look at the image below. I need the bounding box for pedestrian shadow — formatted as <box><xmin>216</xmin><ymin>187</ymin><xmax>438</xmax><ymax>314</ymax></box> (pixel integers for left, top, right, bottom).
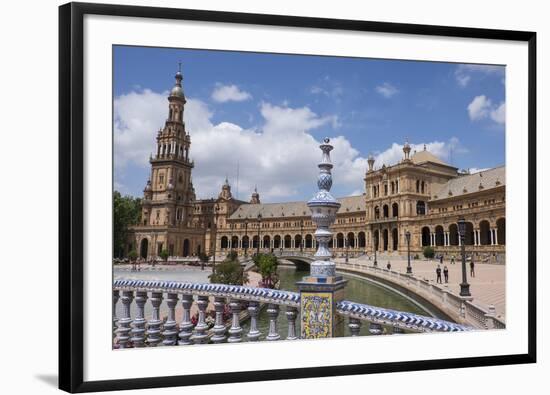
<box><xmin>35</xmin><ymin>374</ymin><xmax>58</xmax><ymax>388</ymax></box>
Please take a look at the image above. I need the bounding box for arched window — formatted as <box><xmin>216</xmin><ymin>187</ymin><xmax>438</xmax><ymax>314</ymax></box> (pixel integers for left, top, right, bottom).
<box><xmin>374</xmin><ymin>206</ymin><xmax>380</xmax><ymax>220</ymax></box>
<box><xmin>449</xmin><ymin>224</ymin><xmax>459</xmax><ymax>246</ymax></box>
<box><xmin>358</xmin><ymin>232</ymin><xmax>366</xmax><ymax>248</ymax></box>
<box><xmin>383</xmin><ymin>229</ymin><xmax>389</xmax><ymax>251</ymax></box>
<box><xmin>347</xmin><ymin>232</ymin><xmax>355</xmax><ymax>248</ymax></box>
<box><xmin>140</xmin><ymin>238</ymin><xmax>148</xmax><ymax>258</ymax></box>
<box><xmin>221</xmin><ymin>236</ymin><xmax>228</xmax><ymax>249</ymax></box>
<box><xmin>421</xmin><ymin>181</ymin><xmax>425</xmax><ymax>194</ymax></box>
<box><xmin>294</xmin><ymin>234</ymin><xmax>302</xmax><ymax>250</ymax></box>
<box><xmin>479</xmin><ymin>220</ymin><xmax>491</xmax><ymax>245</ymax></box>
<box><xmin>336</xmin><ymin>233</ymin><xmax>344</xmax><ymax>249</ymax></box>
<box><xmin>416</xmin><ymin>201</ymin><xmax>426</xmax><ymax>215</ymax></box>
<box><xmin>305</xmin><ymin>234</ymin><xmax>313</xmax><ymax>249</ymax></box>
<box><xmin>182</xmin><ymin>239</ymin><xmax>190</xmax><ymax>257</ymax></box>
<box><xmin>435</xmin><ymin>225</ymin><xmax>444</xmax><ymax>246</ymax></box>
<box><xmin>496</xmin><ymin>218</ymin><xmax>505</xmax><ymax>245</ymax></box>
<box><xmin>383</xmin><ymin>204</ymin><xmax>389</xmax><ymax>218</ymax></box>
<box><xmin>284</xmin><ymin>235</ymin><xmax>292</xmax><ymax>249</ymax></box>
<box><xmin>392</xmin><ymin>228</ymin><xmax>398</xmax><ymax>251</ymax></box>
<box><xmin>421</xmin><ymin>227</ymin><xmax>431</xmax><ymax>246</ymax></box>
<box><xmin>416</xmin><ymin>180</ymin><xmax>420</xmax><ymax>193</ymax></box>
<box><xmin>392</xmin><ymin>203</ymin><xmax>399</xmax><ymax>217</ymax></box>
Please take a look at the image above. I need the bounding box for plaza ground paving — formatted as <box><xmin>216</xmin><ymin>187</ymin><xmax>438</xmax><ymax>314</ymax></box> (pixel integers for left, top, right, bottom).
<box><xmin>335</xmin><ymin>255</ymin><xmax>505</xmax><ymax>320</ymax></box>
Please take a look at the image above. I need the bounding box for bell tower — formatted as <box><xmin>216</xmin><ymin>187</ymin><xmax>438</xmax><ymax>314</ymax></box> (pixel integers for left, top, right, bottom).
<box><xmin>142</xmin><ymin>65</ymin><xmax>195</xmax><ymax>228</ymax></box>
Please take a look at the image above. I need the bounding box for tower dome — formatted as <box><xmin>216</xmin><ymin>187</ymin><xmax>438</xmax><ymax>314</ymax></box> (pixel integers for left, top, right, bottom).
<box><xmin>250</xmin><ymin>186</ymin><xmax>261</xmax><ymax>204</ymax></box>
<box><xmin>169</xmin><ymin>65</ymin><xmax>186</xmax><ymax>100</ymax></box>
<box><xmin>218</xmin><ymin>177</ymin><xmax>233</xmax><ymax>200</ymax></box>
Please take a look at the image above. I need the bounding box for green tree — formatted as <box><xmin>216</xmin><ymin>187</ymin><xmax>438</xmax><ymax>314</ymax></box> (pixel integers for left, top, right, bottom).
<box><xmin>253</xmin><ymin>253</ymin><xmax>279</xmax><ymax>288</ymax></box>
<box><xmin>113</xmin><ymin>191</ymin><xmax>141</xmax><ymax>258</ymax></box>
<box><xmin>209</xmin><ymin>255</ymin><xmax>248</xmax><ymax>285</ymax></box>
<box><xmin>423</xmin><ymin>246</ymin><xmax>435</xmax><ymax>259</ymax></box>
<box><xmin>159</xmin><ymin>249</ymin><xmax>170</xmax><ymax>262</ymax></box>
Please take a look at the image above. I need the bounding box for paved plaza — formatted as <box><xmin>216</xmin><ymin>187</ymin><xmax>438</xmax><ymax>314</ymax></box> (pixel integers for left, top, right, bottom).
<box><xmin>336</xmin><ymin>255</ymin><xmax>505</xmax><ymax>320</ymax></box>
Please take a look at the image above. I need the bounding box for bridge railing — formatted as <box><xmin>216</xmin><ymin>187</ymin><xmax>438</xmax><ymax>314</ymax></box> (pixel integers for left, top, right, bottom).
<box><xmin>334</xmin><ymin>262</ymin><xmax>506</xmax><ymax>329</ymax></box>
<box><xmin>273</xmin><ymin>251</ymin><xmax>313</xmax><ymax>259</ymax></box>
<box><xmin>113</xmin><ymin>279</ymin><xmax>472</xmax><ymax>348</ymax></box>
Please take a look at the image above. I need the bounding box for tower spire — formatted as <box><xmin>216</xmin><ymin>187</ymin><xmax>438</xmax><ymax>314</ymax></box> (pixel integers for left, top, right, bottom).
<box><xmin>403</xmin><ymin>138</ymin><xmax>411</xmax><ymax>161</ymax></box>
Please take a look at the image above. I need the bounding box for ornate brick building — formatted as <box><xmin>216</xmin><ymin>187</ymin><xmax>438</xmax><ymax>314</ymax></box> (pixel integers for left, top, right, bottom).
<box><xmin>127</xmin><ymin>71</ymin><xmax>505</xmax><ymax>263</ymax></box>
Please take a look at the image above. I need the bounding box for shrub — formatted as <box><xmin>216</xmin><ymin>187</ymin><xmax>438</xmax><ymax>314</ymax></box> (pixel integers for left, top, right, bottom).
<box><xmin>423</xmin><ymin>246</ymin><xmax>435</xmax><ymax>259</ymax></box>
<box><xmin>208</xmin><ymin>259</ymin><xmax>248</xmax><ymax>285</ymax></box>
<box><xmin>253</xmin><ymin>253</ymin><xmax>279</xmax><ymax>288</ymax></box>
<box><xmin>159</xmin><ymin>249</ymin><xmax>169</xmax><ymax>262</ymax></box>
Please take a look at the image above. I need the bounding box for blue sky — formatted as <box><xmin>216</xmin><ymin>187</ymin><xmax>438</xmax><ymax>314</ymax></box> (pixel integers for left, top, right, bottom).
<box><xmin>114</xmin><ymin>45</ymin><xmax>505</xmax><ymax>202</ymax></box>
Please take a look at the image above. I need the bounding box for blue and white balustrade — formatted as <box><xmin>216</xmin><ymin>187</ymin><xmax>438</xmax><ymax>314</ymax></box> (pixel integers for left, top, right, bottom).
<box><xmin>112</xmin><ymin>279</ymin><xmax>472</xmax><ymax>348</ymax></box>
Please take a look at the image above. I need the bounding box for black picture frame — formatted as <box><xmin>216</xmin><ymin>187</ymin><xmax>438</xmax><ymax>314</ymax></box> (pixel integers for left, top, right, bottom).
<box><xmin>59</xmin><ymin>2</ymin><xmax>537</xmax><ymax>393</ymax></box>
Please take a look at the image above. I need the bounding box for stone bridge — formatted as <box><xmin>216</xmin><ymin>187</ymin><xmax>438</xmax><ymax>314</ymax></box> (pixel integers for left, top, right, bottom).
<box><xmin>240</xmin><ymin>251</ymin><xmax>314</xmax><ymax>271</ymax></box>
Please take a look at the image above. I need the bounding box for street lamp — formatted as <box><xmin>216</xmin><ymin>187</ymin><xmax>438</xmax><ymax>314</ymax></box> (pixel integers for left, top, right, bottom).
<box><xmin>373</xmin><ymin>225</ymin><xmax>378</xmax><ymax>267</ymax></box>
<box><xmin>244</xmin><ymin>217</ymin><xmax>249</xmax><ymax>257</ymax></box>
<box><xmin>405</xmin><ymin>230</ymin><xmax>412</xmax><ymax>274</ymax></box>
<box><xmin>345</xmin><ymin>237</ymin><xmax>349</xmax><ymax>263</ymax></box>
<box><xmin>256</xmin><ymin>213</ymin><xmax>262</xmax><ymax>256</ymax></box>
<box><xmin>457</xmin><ymin>217</ymin><xmax>471</xmax><ymax>297</ymax></box>
<box><xmin>212</xmin><ymin>205</ymin><xmax>220</xmax><ymax>273</ymax></box>
<box><xmin>230</xmin><ymin>223</ymin><xmax>234</xmax><ymax>253</ymax></box>
<box><xmin>300</xmin><ymin>219</ymin><xmax>304</xmax><ymax>252</ymax></box>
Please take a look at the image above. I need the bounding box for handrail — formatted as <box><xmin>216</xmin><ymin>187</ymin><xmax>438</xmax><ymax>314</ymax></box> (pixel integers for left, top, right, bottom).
<box><xmin>114</xmin><ymin>279</ymin><xmax>473</xmax><ymax>333</ymax></box>
<box><xmin>114</xmin><ymin>279</ymin><xmax>300</xmax><ymax>307</ymax></box>
<box><xmin>337</xmin><ymin>300</ymin><xmax>471</xmax><ymax>332</ymax></box>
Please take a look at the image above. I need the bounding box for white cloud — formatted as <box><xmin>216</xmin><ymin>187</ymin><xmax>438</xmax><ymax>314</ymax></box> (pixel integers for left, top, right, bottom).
<box><xmin>490</xmin><ymin>102</ymin><xmax>506</xmax><ymax>124</ymax></box>
<box><xmin>114</xmin><ymin>89</ymin><xmax>169</xmax><ymax>169</ymax></box>
<box><xmin>211</xmin><ymin>84</ymin><xmax>252</xmax><ymax>102</ymax></box>
<box><xmin>376</xmin><ymin>82</ymin><xmax>399</xmax><ymax>98</ymax></box>
<box><xmin>455</xmin><ymin>64</ymin><xmax>504</xmax><ymax>87</ymax></box>
<box><xmin>468</xmin><ymin>95</ymin><xmax>492</xmax><ymax>121</ymax></box>
<box><xmin>114</xmin><ymin>89</ymin><xmax>357</xmax><ymax>201</ymax></box>
<box><xmin>467</xmin><ymin>95</ymin><xmax>505</xmax><ymax>125</ymax></box>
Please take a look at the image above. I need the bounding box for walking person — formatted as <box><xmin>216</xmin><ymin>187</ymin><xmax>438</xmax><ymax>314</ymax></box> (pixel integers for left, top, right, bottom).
<box><xmin>470</xmin><ymin>258</ymin><xmax>475</xmax><ymax>278</ymax></box>
<box><xmin>439</xmin><ymin>254</ymin><xmax>443</xmax><ymax>264</ymax></box>
<box><xmin>451</xmin><ymin>255</ymin><xmax>455</xmax><ymax>265</ymax></box>
<box><xmin>387</xmin><ymin>261</ymin><xmax>391</xmax><ymax>270</ymax></box>
<box><xmin>436</xmin><ymin>265</ymin><xmax>442</xmax><ymax>284</ymax></box>
<box><xmin>443</xmin><ymin>265</ymin><xmax>449</xmax><ymax>283</ymax></box>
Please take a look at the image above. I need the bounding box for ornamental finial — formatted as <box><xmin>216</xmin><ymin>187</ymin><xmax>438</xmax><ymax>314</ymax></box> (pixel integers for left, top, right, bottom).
<box><xmin>306</xmin><ymin>138</ymin><xmax>341</xmax><ymax>277</ymax></box>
